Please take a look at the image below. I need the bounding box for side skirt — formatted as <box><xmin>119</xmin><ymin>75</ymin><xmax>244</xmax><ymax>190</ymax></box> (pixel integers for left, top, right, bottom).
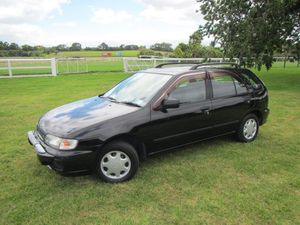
<box><xmin>147</xmin><ymin>131</ymin><xmax>236</xmax><ymax>156</ymax></box>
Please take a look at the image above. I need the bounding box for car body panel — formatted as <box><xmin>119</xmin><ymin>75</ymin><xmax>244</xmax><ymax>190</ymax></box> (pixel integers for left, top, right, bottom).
<box><xmin>28</xmin><ymin>66</ymin><xmax>270</xmax><ymax>174</ymax></box>
<box><xmin>38</xmin><ymin>96</ymin><xmax>139</xmax><ymax>139</ymax></box>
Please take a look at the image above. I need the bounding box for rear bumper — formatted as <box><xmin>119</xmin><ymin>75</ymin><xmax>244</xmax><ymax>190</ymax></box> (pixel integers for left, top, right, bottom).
<box><xmin>27</xmin><ymin>131</ymin><xmax>97</xmax><ymax>174</ymax></box>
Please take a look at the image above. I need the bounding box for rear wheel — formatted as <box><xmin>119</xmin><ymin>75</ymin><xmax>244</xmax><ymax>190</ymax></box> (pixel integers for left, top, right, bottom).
<box><xmin>237</xmin><ymin>114</ymin><xmax>259</xmax><ymax>142</ymax></box>
<box><xmin>96</xmin><ymin>141</ymin><xmax>139</xmax><ymax>183</ymax></box>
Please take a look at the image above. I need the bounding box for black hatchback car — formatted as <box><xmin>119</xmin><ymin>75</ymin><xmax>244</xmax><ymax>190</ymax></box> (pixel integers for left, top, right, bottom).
<box><xmin>28</xmin><ymin>63</ymin><xmax>269</xmax><ymax>182</ymax></box>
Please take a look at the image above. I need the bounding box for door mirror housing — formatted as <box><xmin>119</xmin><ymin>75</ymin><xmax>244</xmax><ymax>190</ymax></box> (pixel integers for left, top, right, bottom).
<box><xmin>162</xmin><ymin>98</ymin><xmax>180</xmax><ymax>109</ymax></box>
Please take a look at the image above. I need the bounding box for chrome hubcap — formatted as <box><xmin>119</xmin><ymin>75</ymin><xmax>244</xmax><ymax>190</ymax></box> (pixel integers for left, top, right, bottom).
<box><xmin>100</xmin><ymin>151</ymin><xmax>131</xmax><ymax>179</ymax></box>
<box><xmin>243</xmin><ymin>118</ymin><xmax>257</xmax><ymax>140</ymax></box>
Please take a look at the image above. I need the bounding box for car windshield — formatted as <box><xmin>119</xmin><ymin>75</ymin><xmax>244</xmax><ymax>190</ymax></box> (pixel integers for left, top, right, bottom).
<box><xmin>103</xmin><ymin>72</ymin><xmax>172</xmax><ymax>107</ymax></box>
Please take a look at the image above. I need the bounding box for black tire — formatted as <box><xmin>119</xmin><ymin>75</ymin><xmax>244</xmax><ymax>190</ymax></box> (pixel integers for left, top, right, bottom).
<box><xmin>95</xmin><ymin>141</ymin><xmax>139</xmax><ymax>183</ymax></box>
<box><xmin>236</xmin><ymin>113</ymin><xmax>259</xmax><ymax>142</ymax></box>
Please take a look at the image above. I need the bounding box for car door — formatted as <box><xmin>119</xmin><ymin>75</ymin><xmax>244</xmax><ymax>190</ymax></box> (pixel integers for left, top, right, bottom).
<box><xmin>146</xmin><ymin>72</ymin><xmax>215</xmax><ymax>153</ymax></box>
<box><xmin>208</xmin><ymin>70</ymin><xmax>253</xmax><ymax>135</ymax></box>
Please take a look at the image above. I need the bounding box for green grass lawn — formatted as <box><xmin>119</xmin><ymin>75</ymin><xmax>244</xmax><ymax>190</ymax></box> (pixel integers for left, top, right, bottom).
<box><xmin>0</xmin><ymin>65</ymin><xmax>299</xmax><ymax>224</ymax></box>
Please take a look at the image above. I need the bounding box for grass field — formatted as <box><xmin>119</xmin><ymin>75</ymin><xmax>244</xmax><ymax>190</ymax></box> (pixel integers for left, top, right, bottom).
<box><xmin>0</xmin><ymin>64</ymin><xmax>299</xmax><ymax>224</ymax></box>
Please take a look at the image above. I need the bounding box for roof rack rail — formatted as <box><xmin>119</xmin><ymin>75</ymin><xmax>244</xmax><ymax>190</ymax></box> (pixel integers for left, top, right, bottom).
<box><xmin>190</xmin><ymin>62</ymin><xmax>240</xmax><ymax>70</ymax></box>
<box><xmin>155</xmin><ymin>62</ymin><xmax>199</xmax><ymax>68</ymax></box>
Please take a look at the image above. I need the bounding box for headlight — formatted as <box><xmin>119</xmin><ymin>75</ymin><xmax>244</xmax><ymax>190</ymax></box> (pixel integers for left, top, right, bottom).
<box><xmin>45</xmin><ymin>134</ymin><xmax>78</xmax><ymax>150</ymax></box>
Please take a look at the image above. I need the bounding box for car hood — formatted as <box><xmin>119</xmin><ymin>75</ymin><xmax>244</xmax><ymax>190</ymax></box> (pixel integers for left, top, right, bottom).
<box><xmin>38</xmin><ymin>96</ymin><xmax>139</xmax><ymax>138</ymax></box>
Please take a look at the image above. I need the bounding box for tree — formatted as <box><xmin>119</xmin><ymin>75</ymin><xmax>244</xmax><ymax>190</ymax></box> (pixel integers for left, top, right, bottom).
<box><xmin>174</xmin><ymin>43</ymin><xmax>191</xmax><ymax>58</ymax></box>
<box><xmin>189</xmin><ymin>30</ymin><xmax>203</xmax><ymax>46</ymax></box>
<box><xmin>197</xmin><ymin>0</ymin><xmax>300</xmax><ymax>69</ymax></box>
<box><xmin>150</xmin><ymin>42</ymin><xmax>173</xmax><ymax>51</ymax></box>
<box><xmin>9</xmin><ymin>43</ymin><xmax>19</xmax><ymax>50</ymax></box>
<box><xmin>56</xmin><ymin>44</ymin><xmax>68</xmax><ymax>51</ymax></box>
<box><xmin>174</xmin><ymin>46</ymin><xmax>184</xmax><ymax>58</ymax></box>
<box><xmin>98</xmin><ymin>42</ymin><xmax>109</xmax><ymax>50</ymax></box>
<box><xmin>0</xmin><ymin>41</ymin><xmax>10</xmax><ymax>50</ymax></box>
<box><xmin>174</xmin><ymin>33</ymin><xmax>223</xmax><ymax>58</ymax></box>
<box><xmin>70</xmin><ymin>42</ymin><xmax>82</xmax><ymax>51</ymax></box>
<box><xmin>21</xmin><ymin>45</ymin><xmax>33</xmax><ymax>51</ymax></box>
<box><xmin>125</xmin><ymin>45</ymin><xmax>139</xmax><ymax>50</ymax></box>
<box><xmin>189</xmin><ymin>30</ymin><xmax>204</xmax><ymax>57</ymax></box>
<box><xmin>291</xmin><ymin>42</ymin><xmax>300</xmax><ymax>67</ymax></box>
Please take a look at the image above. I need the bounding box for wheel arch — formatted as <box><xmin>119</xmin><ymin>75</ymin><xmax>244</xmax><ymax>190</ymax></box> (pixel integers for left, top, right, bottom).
<box><xmin>102</xmin><ymin>133</ymin><xmax>147</xmax><ymax>161</ymax></box>
<box><xmin>248</xmin><ymin>109</ymin><xmax>263</xmax><ymax>125</ymax></box>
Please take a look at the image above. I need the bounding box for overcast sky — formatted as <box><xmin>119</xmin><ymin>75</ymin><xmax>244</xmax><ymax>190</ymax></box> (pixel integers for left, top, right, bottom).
<box><xmin>0</xmin><ymin>0</ymin><xmax>210</xmax><ymax>47</ymax></box>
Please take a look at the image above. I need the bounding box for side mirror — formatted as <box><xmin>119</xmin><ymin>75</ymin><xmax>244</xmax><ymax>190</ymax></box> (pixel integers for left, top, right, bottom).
<box><xmin>162</xmin><ymin>98</ymin><xmax>180</xmax><ymax>109</ymax></box>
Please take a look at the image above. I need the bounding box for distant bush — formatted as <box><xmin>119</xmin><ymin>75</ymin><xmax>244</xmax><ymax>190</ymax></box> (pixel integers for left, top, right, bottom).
<box><xmin>0</xmin><ymin>50</ymin><xmax>44</xmax><ymax>57</ymax></box>
<box><xmin>139</xmin><ymin>49</ymin><xmax>164</xmax><ymax>57</ymax></box>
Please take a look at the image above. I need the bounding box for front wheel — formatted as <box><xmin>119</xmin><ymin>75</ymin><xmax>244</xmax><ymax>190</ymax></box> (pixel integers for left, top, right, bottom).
<box><xmin>95</xmin><ymin>141</ymin><xmax>139</xmax><ymax>183</ymax></box>
<box><xmin>237</xmin><ymin>114</ymin><xmax>259</xmax><ymax>142</ymax></box>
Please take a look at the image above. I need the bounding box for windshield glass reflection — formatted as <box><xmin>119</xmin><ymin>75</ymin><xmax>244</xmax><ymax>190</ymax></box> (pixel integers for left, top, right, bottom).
<box><xmin>103</xmin><ymin>73</ymin><xmax>171</xmax><ymax>107</ymax></box>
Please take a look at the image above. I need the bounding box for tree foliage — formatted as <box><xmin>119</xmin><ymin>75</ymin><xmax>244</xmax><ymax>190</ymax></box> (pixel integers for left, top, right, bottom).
<box><xmin>70</xmin><ymin>42</ymin><xmax>82</xmax><ymax>51</ymax></box>
<box><xmin>150</xmin><ymin>42</ymin><xmax>173</xmax><ymax>51</ymax></box>
<box><xmin>174</xmin><ymin>31</ymin><xmax>223</xmax><ymax>58</ymax></box>
<box><xmin>0</xmin><ymin>41</ymin><xmax>47</xmax><ymax>57</ymax></box>
<box><xmin>197</xmin><ymin>0</ymin><xmax>300</xmax><ymax>69</ymax></box>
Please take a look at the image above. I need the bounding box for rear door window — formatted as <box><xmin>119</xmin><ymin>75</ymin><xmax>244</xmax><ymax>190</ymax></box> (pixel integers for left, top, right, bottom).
<box><xmin>211</xmin><ymin>72</ymin><xmax>248</xmax><ymax>98</ymax></box>
<box><xmin>233</xmin><ymin>79</ymin><xmax>248</xmax><ymax>95</ymax></box>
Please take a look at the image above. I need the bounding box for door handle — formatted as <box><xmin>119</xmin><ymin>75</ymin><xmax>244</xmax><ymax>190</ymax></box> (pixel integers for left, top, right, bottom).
<box><xmin>203</xmin><ymin>109</ymin><xmax>210</xmax><ymax>115</ymax></box>
<box><xmin>195</xmin><ymin>108</ymin><xmax>210</xmax><ymax>115</ymax></box>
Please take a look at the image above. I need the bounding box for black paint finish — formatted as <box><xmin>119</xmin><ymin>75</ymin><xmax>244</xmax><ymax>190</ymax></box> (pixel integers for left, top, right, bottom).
<box><xmin>28</xmin><ymin>67</ymin><xmax>269</xmax><ymax>174</ymax></box>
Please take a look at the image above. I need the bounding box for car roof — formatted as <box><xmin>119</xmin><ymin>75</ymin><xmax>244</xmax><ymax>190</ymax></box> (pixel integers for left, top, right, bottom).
<box><xmin>141</xmin><ymin>66</ymin><xmax>196</xmax><ymax>75</ymax></box>
<box><xmin>141</xmin><ymin>65</ymin><xmax>244</xmax><ymax>76</ymax></box>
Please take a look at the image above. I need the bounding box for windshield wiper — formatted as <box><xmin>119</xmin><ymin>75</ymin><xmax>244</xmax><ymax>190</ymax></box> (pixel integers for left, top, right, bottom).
<box><xmin>100</xmin><ymin>96</ymin><xmax>140</xmax><ymax>107</ymax></box>
<box><xmin>100</xmin><ymin>96</ymin><xmax>119</xmax><ymax>102</ymax></box>
<box><xmin>107</xmin><ymin>96</ymin><xmax>118</xmax><ymax>102</ymax></box>
<box><xmin>119</xmin><ymin>101</ymin><xmax>141</xmax><ymax>107</ymax></box>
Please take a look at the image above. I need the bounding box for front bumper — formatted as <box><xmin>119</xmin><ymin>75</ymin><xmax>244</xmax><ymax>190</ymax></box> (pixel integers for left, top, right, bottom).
<box><xmin>261</xmin><ymin>108</ymin><xmax>270</xmax><ymax>125</ymax></box>
<box><xmin>27</xmin><ymin>131</ymin><xmax>97</xmax><ymax>174</ymax></box>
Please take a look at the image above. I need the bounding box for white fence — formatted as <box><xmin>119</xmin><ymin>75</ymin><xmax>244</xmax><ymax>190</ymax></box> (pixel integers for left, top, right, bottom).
<box><xmin>0</xmin><ymin>56</ymin><xmax>298</xmax><ymax>78</ymax></box>
<box><xmin>0</xmin><ymin>57</ymin><xmax>239</xmax><ymax>78</ymax></box>
<box><xmin>56</xmin><ymin>57</ymin><xmax>124</xmax><ymax>74</ymax></box>
<box><xmin>123</xmin><ymin>57</ymin><xmax>239</xmax><ymax>72</ymax></box>
<box><xmin>0</xmin><ymin>58</ymin><xmax>56</xmax><ymax>78</ymax></box>
<box><xmin>56</xmin><ymin>58</ymin><xmax>88</xmax><ymax>74</ymax></box>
